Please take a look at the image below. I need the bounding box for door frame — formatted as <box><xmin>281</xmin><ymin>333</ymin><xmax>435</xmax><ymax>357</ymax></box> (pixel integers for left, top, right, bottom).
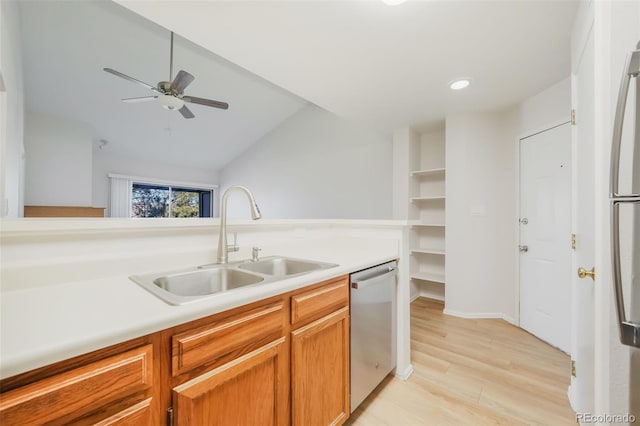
<box><xmin>514</xmin><ymin>117</ymin><xmax>572</xmax><ymax>328</ymax></box>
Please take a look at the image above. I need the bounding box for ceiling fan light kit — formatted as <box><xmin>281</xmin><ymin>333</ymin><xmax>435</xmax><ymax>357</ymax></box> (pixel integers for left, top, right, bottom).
<box><xmin>158</xmin><ymin>94</ymin><xmax>184</xmax><ymax>110</ymax></box>
<box><xmin>103</xmin><ymin>31</ymin><xmax>228</xmax><ymax>119</ymax></box>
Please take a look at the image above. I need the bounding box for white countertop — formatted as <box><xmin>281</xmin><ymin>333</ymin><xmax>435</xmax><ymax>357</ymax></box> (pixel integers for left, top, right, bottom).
<box><xmin>0</xmin><ymin>237</ymin><xmax>399</xmax><ymax>379</ymax></box>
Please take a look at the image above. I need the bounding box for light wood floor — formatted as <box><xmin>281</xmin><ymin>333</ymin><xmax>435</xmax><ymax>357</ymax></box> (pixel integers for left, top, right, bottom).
<box><xmin>346</xmin><ymin>298</ymin><xmax>576</xmax><ymax>426</ymax></box>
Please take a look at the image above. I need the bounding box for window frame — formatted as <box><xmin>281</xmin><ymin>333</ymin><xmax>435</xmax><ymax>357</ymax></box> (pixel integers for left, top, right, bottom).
<box><xmin>108</xmin><ymin>173</ymin><xmax>218</xmax><ymax>218</ymax></box>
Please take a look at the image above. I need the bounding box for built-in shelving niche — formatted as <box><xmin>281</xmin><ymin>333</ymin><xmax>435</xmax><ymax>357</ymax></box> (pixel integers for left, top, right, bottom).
<box><xmin>408</xmin><ymin>129</ymin><xmax>446</xmax><ymax>302</ymax></box>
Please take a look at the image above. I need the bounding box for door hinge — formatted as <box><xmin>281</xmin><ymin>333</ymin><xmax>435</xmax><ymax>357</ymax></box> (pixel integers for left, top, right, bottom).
<box><xmin>571</xmin><ymin>109</ymin><xmax>576</xmax><ymax>125</ymax></box>
<box><xmin>571</xmin><ymin>360</ymin><xmax>576</xmax><ymax>377</ymax></box>
<box><xmin>571</xmin><ymin>233</ymin><xmax>577</xmax><ymax>250</ymax></box>
<box><xmin>167</xmin><ymin>407</ymin><xmax>174</xmax><ymax>426</ymax></box>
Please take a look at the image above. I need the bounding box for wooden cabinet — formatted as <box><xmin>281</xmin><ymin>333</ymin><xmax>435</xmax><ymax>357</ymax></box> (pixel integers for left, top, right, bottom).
<box><xmin>0</xmin><ymin>344</ymin><xmax>154</xmax><ymax>425</ymax></box>
<box><xmin>290</xmin><ymin>278</ymin><xmax>350</xmax><ymax>426</ymax></box>
<box><xmin>290</xmin><ymin>279</ymin><xmax>349</xmax><ymax>327</ymax></box>
<box><xmin>94</xmin><ymin>398</ymin><xmax>153</xmax><ymax>426</ymax></box>
<box><xmin>169</xmin><ymin>299</ymin><xmax>289</xmax><ymax>426</ymax></box>
<box><xmin>291</xmin><ymin>308</ymin><xmax>350</xmax><ymax>426</ymax></box>
<box><xmin>173</xmin><ymin>337</ymin><xmax>288</xmax><ymax>426</ymax></box>
<box><xmin>0</xmin><ymin>275</ymin><xmax>352</xmax><ymax>426</ymax></box>
<box><xmin>171</xmin><ymin>301</ymin><xmax>285</xmax><ymax>377</ymax></box>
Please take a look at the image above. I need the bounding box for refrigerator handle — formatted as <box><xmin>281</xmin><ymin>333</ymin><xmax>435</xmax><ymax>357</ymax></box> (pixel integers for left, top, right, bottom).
<box><xmin>610</xmin><ymin>48</ymin><xmax>640</xmax><ymax>198</ymax></box>
<box><xmin>611</xmin><ymin>201</ymin><xmax>640</xmax><ymax>348</ymax></box>
<box><xmin>610</xmin><ymin>43</ymin><xmax>640</xmax><ymax>348</ymax></box>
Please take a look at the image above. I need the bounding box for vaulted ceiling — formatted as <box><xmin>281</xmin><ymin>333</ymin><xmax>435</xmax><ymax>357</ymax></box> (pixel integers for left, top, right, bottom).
<box><xmin>21</xmin><ymin>0</ymin><xmax>579</xmax><ymax>172</ymax></box>
<box><xmin>117</xmin><ymin>0</ymin><xmax>579</xmax><ymax>132</ymax></box>
<box><xmin>19</xmin><ymin>1</ymin><xmax>306</xmax><ymax>171</ymax></box>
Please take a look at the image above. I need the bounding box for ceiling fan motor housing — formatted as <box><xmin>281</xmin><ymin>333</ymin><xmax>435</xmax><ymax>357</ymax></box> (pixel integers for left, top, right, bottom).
<box><xmin>157</xmin><ymin>81</ymin><xmax>174</xmax><ymax>94</ymax></box>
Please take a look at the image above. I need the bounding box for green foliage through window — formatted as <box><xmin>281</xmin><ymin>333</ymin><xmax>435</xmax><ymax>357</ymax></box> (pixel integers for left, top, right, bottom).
<box><xmin>131</xmin><ymin>184</ymin><xmax>212</xmax><ymax>218</ymax></box>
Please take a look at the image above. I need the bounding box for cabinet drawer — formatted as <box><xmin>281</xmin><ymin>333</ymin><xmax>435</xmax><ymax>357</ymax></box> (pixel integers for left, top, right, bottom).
<box><xmin>94</xmin><ymin>398</ymin><xmax>153</xmax><ymax>426</ymax></box>
<box><xmin>172</xmin><ymin>301</ymin><xmax>285</xmax><ymax>377</ymax></box>
<box><xmin>291</xmin><ymin>276</ymin><xmax>349</xmax><ymax>328</ymax></box>
<box><xmin>0</xmin><ymin>344</ymin><xmax>153</xmax><ymax>426</ymax></box>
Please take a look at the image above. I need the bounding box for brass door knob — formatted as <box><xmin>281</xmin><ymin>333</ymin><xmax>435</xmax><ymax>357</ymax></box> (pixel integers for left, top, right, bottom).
<box><xmin>578</xmin><ymin>266</ymin><xmax>595</xmax><ymax>280</ymax></box>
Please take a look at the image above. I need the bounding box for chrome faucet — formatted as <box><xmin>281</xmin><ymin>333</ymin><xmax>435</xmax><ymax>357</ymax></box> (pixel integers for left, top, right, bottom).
<box><xmin>217</xmin><ymin>186</ymin><xmax>261</xmax><ymax>264</ymax></box>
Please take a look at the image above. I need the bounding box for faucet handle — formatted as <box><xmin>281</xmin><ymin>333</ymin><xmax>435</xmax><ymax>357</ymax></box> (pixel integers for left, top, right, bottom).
<box><xmin>252</xmin><ymin>247</ymin><xmax>262</xmax><ymax>262</ymax></box>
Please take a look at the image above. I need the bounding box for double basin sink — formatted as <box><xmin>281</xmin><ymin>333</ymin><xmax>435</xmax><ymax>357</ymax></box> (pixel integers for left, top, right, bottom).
<box><xmin>130</xmin><ymin>256</ymin><xmax>338</xmax><ymax>305</ymax></box>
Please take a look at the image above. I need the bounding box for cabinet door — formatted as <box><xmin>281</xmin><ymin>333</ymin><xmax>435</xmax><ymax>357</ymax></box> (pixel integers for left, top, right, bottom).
<box><xmin>291</xmin><ymin>307</ymin><xmax>349</xmax><ymax>426</ymax></box>
<box><xmin>0</xmin><ymin>345</ymin><xmax>153</xmax><ymax>426</ymax></box>
<box><xmin>173</xmin><ymin>337</ymin><xmax>288</xmax><ymax>426</ymax></box>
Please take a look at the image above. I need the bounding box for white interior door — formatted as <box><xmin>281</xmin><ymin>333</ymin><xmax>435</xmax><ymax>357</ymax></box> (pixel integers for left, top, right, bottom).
<box><xmin>519</xmin><ymin>123</ymin><xmax>572</xmax><ymax>354</ymax></box>
<box><xmin>568</xmin><ymin>21</ymin><xmax>595</xmax><ymax>414</ymax></box>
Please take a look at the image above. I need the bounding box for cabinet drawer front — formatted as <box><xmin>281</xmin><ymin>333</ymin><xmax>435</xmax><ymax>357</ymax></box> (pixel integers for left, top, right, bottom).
<box><xmin>291</xmin><ymin>277</ymin><xmax>349</xmax><ymax>327</ymax></box>
<box><xmin>0</xmin><ymin>345</ymin><xmax>153</xmax><ymax>426</ymax></box>
<box><xmin>172</xmin><ymin>301</ymin><xmax>284</xmax><ymax>377</ymax></box>
<box><xmin>94</xmin><ymin>398</ymin><xmax>153</xmax><ymax>426</ymax></box>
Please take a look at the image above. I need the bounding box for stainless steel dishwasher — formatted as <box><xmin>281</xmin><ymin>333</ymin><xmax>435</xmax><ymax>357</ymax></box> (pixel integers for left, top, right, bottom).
<box><xmin>350</xmin><ymin>260</ymin><xmax>397</xmax><ymax>412</ymax></box>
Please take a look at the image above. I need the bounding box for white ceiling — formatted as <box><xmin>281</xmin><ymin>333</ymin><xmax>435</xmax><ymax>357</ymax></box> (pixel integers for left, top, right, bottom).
<box><xmin>117</xmin><ymin>0</ymin><xmax>579</xmax><ymax>132</ymax></box>
<box><xmin>21</xmin><ymin>0</ymin><xmax>579</xmax><ymax>173</ymax></box>
<box><xmin>19</xmin><ymin>1</ymin><xmax>307</xmax><ymax>171</ymax></box>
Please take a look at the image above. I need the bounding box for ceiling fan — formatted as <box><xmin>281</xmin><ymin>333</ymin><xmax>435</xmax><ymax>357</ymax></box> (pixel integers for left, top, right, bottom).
<box><xmin>103</xmin><ymin>32</ymin><xmax>229</xmax><ymax>119</ymax></box>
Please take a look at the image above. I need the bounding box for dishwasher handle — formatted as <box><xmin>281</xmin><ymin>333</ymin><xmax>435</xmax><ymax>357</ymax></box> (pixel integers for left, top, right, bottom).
<box><xmin>351</xmin><ymin>266</ymin><xmax>398</xmax><ymax>290</ymax></box>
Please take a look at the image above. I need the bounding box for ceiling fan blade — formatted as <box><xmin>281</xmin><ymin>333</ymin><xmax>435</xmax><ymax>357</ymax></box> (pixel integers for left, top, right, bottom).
<box><xmin>104</xmin><ymin>68</ymin><xmax>160</xmax><ymax>93</ymax></box>
<box><xmin>179</xmin><ymin>105</ymin><xmax>195</xmax><ymax>119</ymax></box>
<box><xmin>122</xmin><ymin>96</ymin><xmax>157</xmax><ymax>103</ymax></box>
<box><xmin>170</xmin><ymin>70</ymin><xmax>194</xmax><ymax>93</ymax></box>
<box><xmin>183</xmin><ymin>95</ymin><xmax>229</xmax><ymax>110</ymax></box>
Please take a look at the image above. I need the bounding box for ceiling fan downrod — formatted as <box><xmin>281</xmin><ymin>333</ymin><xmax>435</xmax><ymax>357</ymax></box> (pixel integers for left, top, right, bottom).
<box><xmin>169</xmin><ymin>31</ymin><xmax>174</xmax><ymax>82</ymax></box>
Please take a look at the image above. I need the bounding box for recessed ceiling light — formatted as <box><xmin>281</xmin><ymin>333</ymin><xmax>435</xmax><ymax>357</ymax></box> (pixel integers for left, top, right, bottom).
<box><xmin>381</xmin><ymin>0</ymin><xmax>407</xmax><ymax>5</ymax></box>
<box><xmin>449</xmin><ymin>79</ymin><xmax>471</xmax><ymax>90</ymax></box>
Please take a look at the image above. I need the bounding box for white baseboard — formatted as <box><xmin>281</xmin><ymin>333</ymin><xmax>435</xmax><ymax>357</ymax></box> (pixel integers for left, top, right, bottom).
<box><xmin>567</xmin><ymin>384</ymin><xmax>579</xmax><ymax>416</ymax></box>
<box><xmin>443</xmin><ymin>308</ymin><xmax>517</xmax><ymax>325</ymax></box>
<box><xmin>394</xmin><ymin>364</ymin><xmax>414</xmax><ymax>381</ymax></box>
<box><xmin>409</xmin><ymin>292</ymin><xmax>421</xmax><ymax>302</ymax></box>
<box><xmin>502</xmin><ymin>314</ymin><xmax>518</xmax><ymax>325</ymax></box>
<box><xmin>419</xmin><ymin>290</ymin><xmax>445</xmax><ymax>302</ymax></box>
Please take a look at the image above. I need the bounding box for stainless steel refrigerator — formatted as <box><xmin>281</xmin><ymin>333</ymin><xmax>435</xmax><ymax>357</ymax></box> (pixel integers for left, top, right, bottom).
<box><xmin>610</xmin><ymin>40</ymin><xmax>640</xmax><ymax>418</ymax></box>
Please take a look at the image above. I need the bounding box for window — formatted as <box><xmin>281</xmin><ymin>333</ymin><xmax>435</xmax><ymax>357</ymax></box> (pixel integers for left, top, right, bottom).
<box><xmin>108</xmin><ymin>174</ymin><xmax>217</xmax><ymax>218</ymax></box>
<box><xmin>131</xmin><ymin>183</ymin><xmax>213</xmax><ymax>218</ymax></box>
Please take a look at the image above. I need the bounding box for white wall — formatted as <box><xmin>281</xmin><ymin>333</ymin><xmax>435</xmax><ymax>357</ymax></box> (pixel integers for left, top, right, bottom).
<box><xmin>24</xmin><ymin>110</ymin><xmax>93</xmax><ymax>207</ymax></box>
<box><xmin>517</xmin><ymin>77</ymin><xmax>571</xmax><ymax>135</ymax></box>
<box><xmin>444</xmin><ymin>77</ymin><xmax>571</xmax><ymax>321</ymax></box>
<box><xmin>444</xmin><ymin>110</ymin><xmax>519</xmax><ymax>320</ymax></box>
<box><xmin>0</xmin><ymin>1</ymin><xmax>25</xmax><ymax>217</ymax></box>
<box><xmin>392</xmin><ymin>127</ymin><xmax>419</xmax><ymax>220</ymax></box>
<box><xmin>92</xmin><ymin>151</ymin><xmax>219</xmax><ymax>216</ymax></box>
<box><xmin>219</xmin><ymin>104</ymin><xmax>393</xmax><ymax>219</ymax></box>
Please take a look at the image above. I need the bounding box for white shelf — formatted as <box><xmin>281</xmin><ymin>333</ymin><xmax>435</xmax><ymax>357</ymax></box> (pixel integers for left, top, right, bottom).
<box><xmin>409</xmin><ymin>131</ymin><xmax>447</xmax><ymax>303</ymax></box>
<box><xmin>411</xmin><ymin>248</ymin><xmax>445</xmax><ymax>255</ymax></box>
<box><xmin>410</xmin><ymin>168</ymin><xmax>446</xmax><ymax>177</ymax></box>
<box><xmin>411</xmin><ymin>272</ymin><xmax>446</xmax><ymax>284</ymax></box>
<box><xmin>410</xmin><ymin>196</ymin><xmax>446</xmax><ymax>202</ymax></box>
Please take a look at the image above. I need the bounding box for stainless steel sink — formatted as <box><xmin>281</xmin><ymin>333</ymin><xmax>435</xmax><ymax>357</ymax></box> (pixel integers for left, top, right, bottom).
<box><xmin>131</xmin><ymin>266</ymin><xmax>265</xmax><ymax>305</ymax></box>
<box><xmin>237</xmin><ymin>256</ymin><xmax>336</xmax><ymax>277</ymax></box>
<box><xmin>130</xmin><ymin>256</ymin><xmax>338</xmax><ymax>305</ymax></box>
<box><xmin>155</xmin><ymin>268</ymin><xmax>264</xmax><ymax>295</ymax></box>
